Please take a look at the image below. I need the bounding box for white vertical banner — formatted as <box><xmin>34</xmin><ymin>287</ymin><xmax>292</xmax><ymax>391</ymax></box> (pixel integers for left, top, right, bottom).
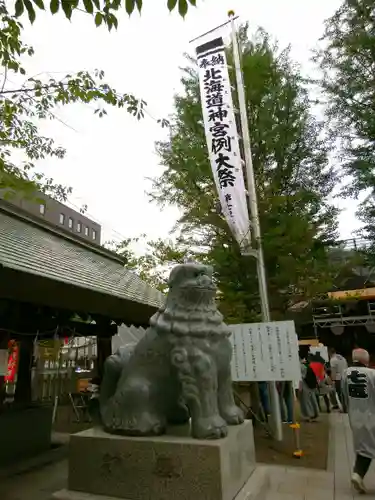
<box><xmin>196</xmin><ymin>37</ymin><xmax>251</xmax><ymax>252</ymax></box>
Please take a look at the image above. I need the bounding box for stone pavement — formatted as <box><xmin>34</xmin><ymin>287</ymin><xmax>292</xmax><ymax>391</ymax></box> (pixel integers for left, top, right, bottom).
<box><xmin>0</xmin><ymin>432</ymin><xmax>69</xmax><ymax>500</ymax></box>
<box><xmin>0</xmin><ymin>460</ymin><xmax>68</xmax><ymax>500</ymax></box>
<box><xmin>0</xmin><ymin>431</ymin><xmax>69</xmax><ymax>482</ymax></box>
<box><xmin>264</xmin><ymin>413</ymin><xmax>375</xmax><ymax>500</ymax></box>
<box><xmin>1</xmin><ymin>414</ymin><xmax>375</xmax><ymax>500</ymax></box>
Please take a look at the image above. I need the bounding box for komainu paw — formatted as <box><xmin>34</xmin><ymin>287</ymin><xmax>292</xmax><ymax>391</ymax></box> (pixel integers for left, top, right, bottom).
<box><xmin>221</xmin><ymin>405</ymin><xmax>245</xmax><ymax>425</ymax></box>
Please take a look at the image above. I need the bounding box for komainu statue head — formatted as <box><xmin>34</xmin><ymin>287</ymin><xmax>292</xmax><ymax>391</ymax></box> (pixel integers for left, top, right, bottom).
<box><xmin>149</xmin><ymin>262</ymin><xmax>230</xmax><ymax>339</ymax></box>
<box><xmin>169</xmin><ymin>262</ymin><xmax>216</xmax><ymax>295</ymax></box>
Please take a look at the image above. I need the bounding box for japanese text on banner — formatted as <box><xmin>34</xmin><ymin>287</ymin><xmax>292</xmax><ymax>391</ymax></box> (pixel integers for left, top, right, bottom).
<box><xmin>196</xmin><ymin>37</ymin><xmax>250</xmax><ymax>252</ymax></box>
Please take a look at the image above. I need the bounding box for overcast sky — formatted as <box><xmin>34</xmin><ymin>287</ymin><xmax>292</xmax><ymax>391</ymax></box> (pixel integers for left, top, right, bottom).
<box><xmin>16</xmin><ymin>0</ymin><xmax>355</xmax><ymax>248</ymax></box>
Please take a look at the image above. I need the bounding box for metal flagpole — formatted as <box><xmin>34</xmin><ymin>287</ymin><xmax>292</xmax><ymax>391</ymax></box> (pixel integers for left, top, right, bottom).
<box><xmin>228</xmin><ymin>10</ymin><xmax>283</xmax><ymax>441</ymax></box>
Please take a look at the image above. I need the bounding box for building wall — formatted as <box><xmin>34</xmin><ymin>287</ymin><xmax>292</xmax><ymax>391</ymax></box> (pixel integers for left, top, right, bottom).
<box><xmin>0</xmin><ymin>191</ymin><xmax>101</xmax><ymax>243</ymax></box>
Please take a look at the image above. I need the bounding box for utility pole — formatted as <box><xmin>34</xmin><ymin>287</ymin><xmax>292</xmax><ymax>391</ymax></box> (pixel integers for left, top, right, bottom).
<box><xmin>228</xmin><ymin>10</ymin><xmax>283</xmax><ymax>441</ymax></box>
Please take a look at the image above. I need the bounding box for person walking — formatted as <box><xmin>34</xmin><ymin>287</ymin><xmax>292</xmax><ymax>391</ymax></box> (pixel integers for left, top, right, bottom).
<box><xmin>258</xmin><ymin>382</ymin><xmax>270</xmax><ymax>422</ymax></box>
<box><xmin>298</xmin><ymin>350</ymin><xmax>319</xmax><ymax>422</ymax></box>
<box><xmin>277</xmin><ymin>381</ymin><xmax>294</xmax><ymax>423</ymax></box>
<box><xmin>329</xmin><ymin>347</ymin><xmax>348</xmax><ymax>412</ymax></box>
<box><xmin>310</xmin><ymin>353</ymin><xmax>331</xmax><ymax>413</ymax></box>
<box><xmin>326</xmin><ymin>366</ymin><xmax>339</xmax><ymax>409</ymax></box>
<box><xmin>319</xmin><ymin>368</ymin><xmax>334</xmax><ymax>413</ymax></box>
<box><xmin>343</xmin><ymin>348</ymin><xmax>375</xmax><ymax>494</ymax></box>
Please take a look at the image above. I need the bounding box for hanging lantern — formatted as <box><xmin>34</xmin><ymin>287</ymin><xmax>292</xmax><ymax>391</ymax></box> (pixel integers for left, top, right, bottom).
<box><xmin>331</xmin><ymin>324</ymin><xmax>344</xmax><ymax>336</ymax></box>
<box><xmin>5</xmin><ymin>341</ymin><xmax>19</xmax><ymax>383</ymax></box>
<box><xmin>366</xmin><ymin>323</ymin><xmax>375</xmax><ymax>333</ymax></box>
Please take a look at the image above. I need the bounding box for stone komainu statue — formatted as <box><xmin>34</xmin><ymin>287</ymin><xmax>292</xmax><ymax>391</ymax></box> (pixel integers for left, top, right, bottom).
<box><xmin>100</xmin><ymin>263</ymin><xmax>244</xmax><ymax>440</ymax></box>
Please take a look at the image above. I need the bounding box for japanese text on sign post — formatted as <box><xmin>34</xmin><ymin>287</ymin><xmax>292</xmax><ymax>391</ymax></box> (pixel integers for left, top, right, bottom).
<box><xmin>229</xmin><ymin>321</ymin><xmax>301</xmax><ymax>382</ymax></box>
<box><xmin>196</xmin><ymin>37</ymin><xmax>250</xmax><ymax>252</ymax></box>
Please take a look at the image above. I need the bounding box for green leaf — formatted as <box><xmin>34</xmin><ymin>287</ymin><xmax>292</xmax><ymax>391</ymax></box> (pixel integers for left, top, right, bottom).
<box><xmin>167</xmin><ymin>0</ymin><xmax>177</xmax><ymax>11</ymax></box>
<box><xmin>111</xmin><ymin>14</ymin><xmax>118</xmax><ymax>29</ymax></box>
<box><xmin>32</xmin><ymin>0</ymin><xmax>45</xmax><ymax>9</ymax></box>
<box><xmin>92</xmin><ymin>0</ymin><xmax>100</xmax><ymax>8</ymax></box>
<box><xmin>50</xmin><ymin>0</ymin><xmax>59</xmax><ymax>14</ymax></box>
<box><xmin>317</xmin><ymin>0</ymin><xmax>375</xmax><ymax>207</ymax></box>
<box><xmin>23</xmin><ymin>0</ymin><xmax>36</xmax><ymax>22</ymax></box>
<box><xmin>83</xmin><ymin>0</ymin><xmax>93</xmax><ymax>14</ymax></box>
<box><xmin>14</xmin><ymin>0</ymin><xmax>24</xmax><ymax>17</ymax></box>
<box><xmin>125</xmin><ymin>0</ymin><xmax>135</xmax><ymax>15</ymax></box>
<box><xmin>188</xmin><ymin>0</ymin><xmax>196</xmax><ymax>5</ymax></box>
<box><xmin>94</xmin><ymin>11</ymin><xmax>103</xmax><ymax>25</ymax></box>
<box><xmin>61</xmin><ymin>0</ymin><xmax>73</xmax><ymax>19</ymax></box>
<box><xmin>178</xmin><ymin>0</ymin><xmax>188</xmax><ymax>17</ymax></box>
<box><xmin>135</xmin><ymin>0</ymin><xmax>142</xmax><ymax>12</ymax></box>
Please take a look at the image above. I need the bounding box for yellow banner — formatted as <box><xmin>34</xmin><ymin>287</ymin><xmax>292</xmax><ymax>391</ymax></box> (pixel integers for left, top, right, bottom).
<box><xmin>328</xmin><ymin>287</ymin><xmax>375</xmax><ymax>300</ymax></box>
<box><xmin>299</xmin><ymin>339</ymin><xmax>320</xmax><ymax>347</ymax></box>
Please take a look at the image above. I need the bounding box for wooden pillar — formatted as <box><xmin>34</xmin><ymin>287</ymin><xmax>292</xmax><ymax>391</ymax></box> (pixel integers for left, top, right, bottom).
<box><xmin>96</xmin><ymin>336</ymin><xmax>112</xmax><ymax>381</ymax></box>
<box><xmin>14</xmin><ymin>336</ymin><xmax>33</xmax><ymax>406</ymax></box>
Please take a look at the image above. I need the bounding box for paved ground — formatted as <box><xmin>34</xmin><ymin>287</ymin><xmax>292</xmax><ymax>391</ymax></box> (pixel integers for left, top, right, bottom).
<box><xmin>0</xmin><ymin>413</ymin><xmax>374</xmax><ymax>500</ymax></box>
<box><xmin>0</xmin><ymin>432</ymin><xmax>69</xmax><ymax>500</ymax></box>
<box><xmin>0</xmin><ymin>460</ymin><xmax>67</xmax><ymax>500</ymax></box>
<box><xmin>254</xmin><ymin>414</ymin><xmax>329</xmax><ymax>469</ymax></box>
<box><xmin>265</xmin><ymin>413</ymin><xmax>375</xmax><ymax>499</ymax></box>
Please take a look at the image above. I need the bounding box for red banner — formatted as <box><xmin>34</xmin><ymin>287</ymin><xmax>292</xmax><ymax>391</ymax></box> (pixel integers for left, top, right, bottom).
<box><xmin>5</xmin><ymin>340</ymin><xmax>19</xmax><ymax>383</ymax></box>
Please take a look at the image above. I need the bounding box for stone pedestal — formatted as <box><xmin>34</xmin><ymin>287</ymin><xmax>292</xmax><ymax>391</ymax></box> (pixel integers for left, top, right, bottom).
<box><xmin>53</xmin><ymin>420</ymin><xmax>266</xmax><ymax>500</ymax></box>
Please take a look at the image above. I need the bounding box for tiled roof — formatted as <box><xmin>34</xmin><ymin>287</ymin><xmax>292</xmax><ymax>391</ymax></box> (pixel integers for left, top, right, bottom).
<box><xmin>0</xmin><ymin>210</ymin><xmax>165</xmax><ymax>310</ymax></box>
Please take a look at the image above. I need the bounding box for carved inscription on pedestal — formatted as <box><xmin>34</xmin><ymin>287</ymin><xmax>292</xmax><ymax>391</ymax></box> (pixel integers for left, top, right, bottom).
<box><xmin>153</xmin><ymin>454</ymin><xmax>182</xmax><ymax>479</ymax></box>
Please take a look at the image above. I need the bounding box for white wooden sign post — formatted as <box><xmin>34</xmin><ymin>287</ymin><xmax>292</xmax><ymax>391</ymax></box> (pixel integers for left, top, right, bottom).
<box><xmin>230</xmin><ymin>320</ymin><xmax>301</xmax><ymax>382</ymax></box>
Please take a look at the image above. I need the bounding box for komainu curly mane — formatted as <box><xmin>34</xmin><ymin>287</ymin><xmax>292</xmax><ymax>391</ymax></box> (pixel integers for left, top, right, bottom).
<box><xmin>100</xmin><ymin>263</ymin><xmax>244</xmax><ymax>440</ymax></box>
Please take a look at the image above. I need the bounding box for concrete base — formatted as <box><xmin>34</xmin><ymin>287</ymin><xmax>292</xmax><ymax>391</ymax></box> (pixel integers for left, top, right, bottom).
<box><xmin>53</xmin><ymin>467</ymin><xmax>269</xmax><ymax>500</ymax></box>
<box><xmin>53</xmin><ymin>420</ymin><xmax>259</xmax><ymax>500</ymax></box>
